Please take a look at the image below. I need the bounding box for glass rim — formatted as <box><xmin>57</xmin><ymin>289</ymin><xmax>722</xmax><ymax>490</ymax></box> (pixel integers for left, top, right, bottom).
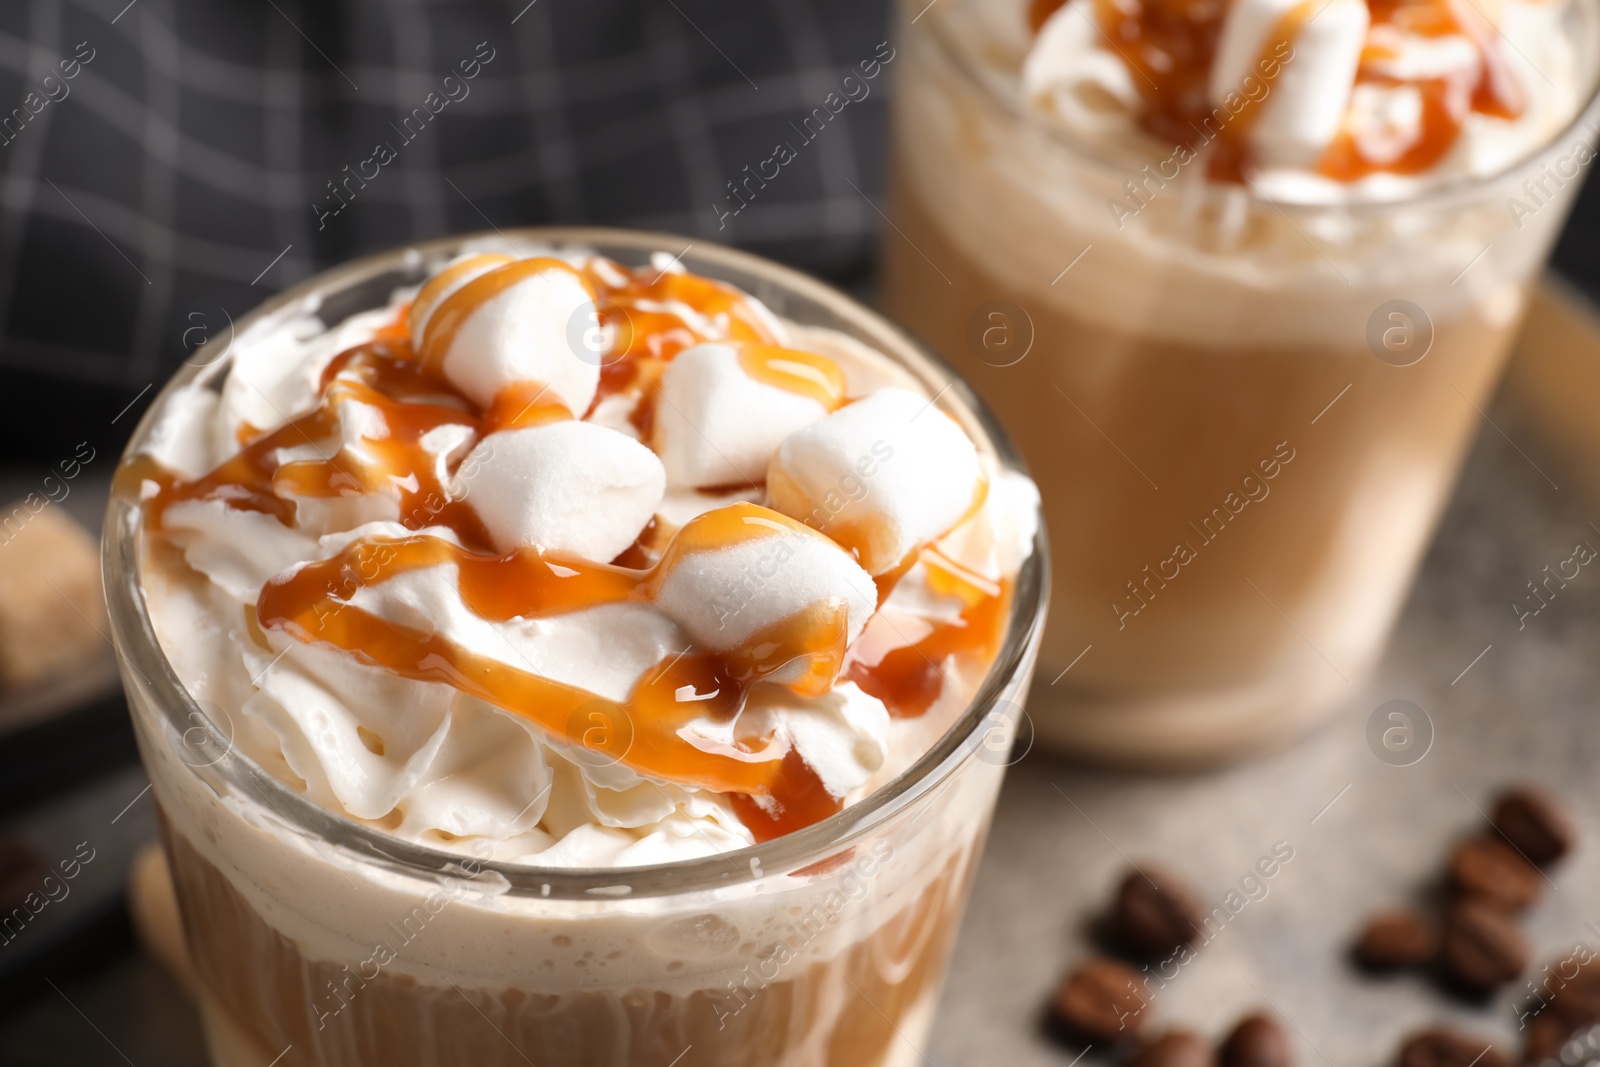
<box><xmin>103</xmin><ymin>225</ymin><xmax>1050</xmax><ymax>901</ymax></box>
<box><xmin>909</xmin><ymin>0</ymin><xmax>1600</xmax><ymax>215</ymax></box>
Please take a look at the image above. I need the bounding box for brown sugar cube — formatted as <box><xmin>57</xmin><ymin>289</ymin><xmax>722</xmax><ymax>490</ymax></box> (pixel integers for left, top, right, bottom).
<box><xmin>0</xmin><ymin>504</ymin><xmax>106</xmax><ymax>690</ymax></box>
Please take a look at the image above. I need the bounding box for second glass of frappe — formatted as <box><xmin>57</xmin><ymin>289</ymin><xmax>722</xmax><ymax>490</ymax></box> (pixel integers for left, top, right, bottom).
<box><xmin>884</xmin><ymin>0</ymin><xmax>1600</xmax><ymax>765</ymax></box>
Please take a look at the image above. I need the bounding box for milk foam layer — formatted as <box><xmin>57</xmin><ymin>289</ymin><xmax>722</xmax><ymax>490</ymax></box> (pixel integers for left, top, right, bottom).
<box><xmin>135</xmin><ymin>241</ymin><xmax>1039</xmax><ymax>872</ymax></box>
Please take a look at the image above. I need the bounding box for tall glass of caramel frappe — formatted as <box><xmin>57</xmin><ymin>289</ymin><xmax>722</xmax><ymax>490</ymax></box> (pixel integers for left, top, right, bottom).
<box><xmin>884</xmin><ymin>0</ymin><xmax>1600</xmax><ymax>764</ymax></box>
<box><xmin>107</xmin><ymin>230</ymin><xmax>1046</xmax><ymax>1066</ymax></box>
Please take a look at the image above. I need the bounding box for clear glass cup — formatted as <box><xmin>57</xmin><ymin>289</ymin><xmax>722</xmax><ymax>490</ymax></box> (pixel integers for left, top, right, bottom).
<box><xmin>882</xmin><ymin>0</ymin><xmax>1600</xmax><ymax>766</ymax></box>
<box><xmin>104</xmin><ymin>229</ymin><xmax>1047</xmax><ymax>1067</ymax></box>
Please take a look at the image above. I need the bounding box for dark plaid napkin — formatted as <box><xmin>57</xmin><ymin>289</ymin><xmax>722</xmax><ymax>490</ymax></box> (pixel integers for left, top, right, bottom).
<box><xmin>0</xmin><ymin>0</ymin><xmax>896</xmax><ymax>459</ymax></box>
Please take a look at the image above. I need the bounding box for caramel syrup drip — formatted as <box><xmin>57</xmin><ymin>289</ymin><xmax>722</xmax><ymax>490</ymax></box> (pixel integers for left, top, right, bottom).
<box><xmin>408</xmin><ymin>253</ymin><xmax>514</xmax><ymax>342</ymax></box>
<box><xmin>737</xmin><ymin>342</ymin><xmax>849</xmax><ymax>411</ymax></box>
<box><xmin>846</xmin><ymin>546</ymin><xmax>1014</xmax><ymax>719</ymax></box>
<box><xmin>581</xmin><ymin>261</ymin><xmax>783</xmax><ymax>363</ymax></box>
<box><xmin>579</xmin><ymin>262</ymin><xmax>811</xmax><ymax>446</ymax></box>
<box><xmin>1318</xmin><ymin>0</ymin><xmax>1526</xmax><ymax>179</ymax></box>
<box><xmin>415</xmin><ymin>257</ymin><xmax>595</xmax><ymax>381</ymax></box>
<box><xmin>123</xmin><ymin>340</ymin><xmax>501</xmax><ymax>550</ymax></box>
<box><xmin>1029</xmin><ymin>0</ymin><xmax>1526</xmax><ymax>183</ymax></box>
<box><xmin>128</xmin><ymin>255</ymin><xmax>1011</xmax><ymax>841</ymax></box>
<box><xmin>253</xmin><ymin>505</ymin><xmax>859</xmax><ymax>831</ymax></box>
<box><xmin>1207</xmin><ymin>0</ymin><xmax>1318</xmax><ymax>183</ymax></box>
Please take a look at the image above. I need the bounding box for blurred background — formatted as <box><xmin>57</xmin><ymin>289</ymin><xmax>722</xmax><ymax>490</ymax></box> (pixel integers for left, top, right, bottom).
<box><xmin>0</xmin><ymin>1</ymin><xmax>1598</xmax><ymax>1064</ymax></box>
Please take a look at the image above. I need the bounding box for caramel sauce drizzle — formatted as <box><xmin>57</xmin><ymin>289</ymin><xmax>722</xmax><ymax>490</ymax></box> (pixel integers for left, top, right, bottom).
<box><xmin>847</xmin><ymin>546</ymin><xmax>1013</xmax><ymax>719</ymax></box>
<box><xmin>1029</xmin><ymin>0</ymin><xmax>1526</xmax><ymax>182</ymax></box>
<box><xmin>416</xmin><ymin>256</ymin><xmax>594</xmax><ymax>380</ymax></box>
<box><xmin>408</xmin><ymin>252</ymin><xmax>513</xmax><ymax>343</ymax></box>
<box><xmin>1318</xmin><ymin>0</ymin><xmax>1525</xmax><ymax>179</ymax></box>
<box><xmin>128</xmin><ymin>255</ymin><xmax>1011</xmax><ymax>842</ymax></box>
<box><xmin>736</xmin><ymin>342</ymin><xmax>849</xmax><ymax>411</ymax></box>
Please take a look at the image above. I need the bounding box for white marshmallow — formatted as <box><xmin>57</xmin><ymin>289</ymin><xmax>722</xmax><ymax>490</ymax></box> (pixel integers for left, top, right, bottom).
<box><xmin>654</xmin><ymin>343</ymin><xmax>831</xmax><ymax>489</ymax></box>
<box><xmin>407</xmin><ymin>252</ymin><xmax>513</xmax><ymax>351</ymax></box>
<box><xmin>1210</xmin><ymin>0</ymin><xmax>1369</xmax><ymax>171</ymax></box>
<box><xmin>454</xmin><ymin>422</ymin><xmax>665</xmax><ymax>562</ymax></box>
<box><xmin>428</xmin><ymin>260</ymin><xmax>601</xmax><ymax>418</ymax></box>
<box><xmin>1023</xmin><ymin>0</ymin><xmax>1144</xmax><ymax>135</ymax></box>
<box><xmin>767</xmin><ymin>387</ymin><xmax>980</xmax><ymax>575</ymax></box>
<box><xmin>650</xmin><ymin>504</ymin><xmax>877</xmax><ymax>659</ymax></box>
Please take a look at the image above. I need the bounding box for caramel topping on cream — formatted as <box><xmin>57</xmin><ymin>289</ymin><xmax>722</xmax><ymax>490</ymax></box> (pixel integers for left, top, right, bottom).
<box><xmin>129</xmin><ymin>253</ymin><xmax>1012</xmax><ymax>841</ymax></box>
<box><xmin>1318</xmin><ymin>0</ymin><xmax>1525</xmax><ymax>179</ymax></box>
<box><xmin>1029</xmin><ymin>0</ymin><xmax>1526</xmax><ymax>182</ymax></box>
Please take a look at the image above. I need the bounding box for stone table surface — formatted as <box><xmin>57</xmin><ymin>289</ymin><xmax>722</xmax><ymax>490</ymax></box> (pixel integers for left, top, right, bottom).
<box><xmin>0</xmin><ymin>391</ymin><xmax>1595</xmax><ymax>1067</ymax></box>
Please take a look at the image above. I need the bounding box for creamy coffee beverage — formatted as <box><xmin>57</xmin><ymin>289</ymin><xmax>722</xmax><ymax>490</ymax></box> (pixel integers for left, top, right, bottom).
<box><xmin>110</xmin><ymin>235</ymin><xmax>1044</xmax><ymax>1066</ymax></box>
<box><xmin>883</xmin><ymin>0</ymin><xmax>1600</xmax><ymax>764</ymax></box>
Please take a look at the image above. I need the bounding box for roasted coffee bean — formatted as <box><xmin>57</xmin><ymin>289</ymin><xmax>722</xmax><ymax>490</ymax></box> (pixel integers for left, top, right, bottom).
<box><xmin>1523</xmin><ymin>1012</ymin><xmax>1571</xmax><ymax>1064</ymax></box>
<box><xmin>1448</xmin><ymin>835</ymin><xmax>1541</xmax><ymax>912</ymax></box>
<box><xmin>1491</xmin><ymin>787</ymin><xmax>1576</xmax><ymax>867</ymax></box>
<box><xmin>1115</xmin><ymin>864</ymin><xmax>1204</xmax><ymax>959</ymax></box>
<box><xmin>1439</xmin><ymin>900</ymin><xmax>1529</xmax><ymax>992</ymax></box>
<box><xmin>1354</xmin><ymin>909</ymin><xmax>1437</xmax><ymax>971</ymax></box>
<box><xmin>1052</xmin><ymin>956</ymin><xmax>1152</xmax><ymax>1042</ymax></box>
<box><xmin>1396</xmin><ymin>1028</ymin><xmax>1512</xmax><ymax>1067</ymax></box>
<box><xmin>1131</xmin><ymin>1029</ymin><xmax>1215</xmax><ymax>1067</ymax></box>
<box><xmin>1520</xmin><ymin>971</ymin><xmax>1600</xmax><ymax>1061</ymax></box>
<box><xmin>1219</xmin><ymin>1012</ymin><xmax>1291</xmax><ymax>1067</ymax></box>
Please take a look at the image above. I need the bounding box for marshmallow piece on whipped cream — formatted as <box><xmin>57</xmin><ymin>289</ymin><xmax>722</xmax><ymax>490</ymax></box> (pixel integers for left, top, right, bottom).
<box><xmin>416</xmin><ymin>258</ymin><xmax>600</xmax><ymax>418</ymax></box>
<box><xmin>454</xmin><ymin>422</ymin><xmax>665</xmax><ymax>561</ymax></box>
<box><xmin>654</xmin><ymin>342</ymin><xmax>834</xmax><ymax>489</ymax></box>
<box><xmin>767</xmin><ymin>387</ymin><xmax>980</xmax><ymax>575</ymax></box>
<box><xmin>407</xmin><ymin>252</ymin><xmax>513</xmax><ymax>350</ymax></box>
<box><xmin>1210</xmin><ymin>0</ymin><xmax>1369</xmax><ymax>171</ymax></box>
<box><xmin>1023</xmin><ymin>1</ymin><xmax>1144</xmax><ymax>134</ymax></box>
<box><xmin>650</xmin><ymin>503</ymin><xmax>876</xmax><ymax>678</ymax></box>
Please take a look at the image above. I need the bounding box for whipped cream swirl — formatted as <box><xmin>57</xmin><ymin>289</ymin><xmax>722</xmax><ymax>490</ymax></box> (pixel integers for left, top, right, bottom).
<box><xmin>1018</xmin><ymin>0</ymin><xmax>1590</xmax><ymax>200</ymax></box>
<box><xmin>133</xmin><ymin>244</ymin><xmax>1039</xmax><ymax>868</ymax></box>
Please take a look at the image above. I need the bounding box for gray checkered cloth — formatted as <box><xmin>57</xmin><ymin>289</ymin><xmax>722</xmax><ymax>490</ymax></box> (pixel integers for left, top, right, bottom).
<box><xmin>0</xmin><ymin>0</ymin><xmax>895</xmax><ymax>458</ymax></box>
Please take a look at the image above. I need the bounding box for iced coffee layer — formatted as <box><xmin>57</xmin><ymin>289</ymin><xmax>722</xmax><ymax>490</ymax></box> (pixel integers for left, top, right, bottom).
<box><xmin>163</xmin><ymin>817</ymin><xmax>976</xmax><ymax>1067</ymax></box>
<box><xmin>897</xmin><ymin>0</ymin><xmax>1595</xmax><ymax>348</ymax></box>
<box><xmin>131</xmin><ymin>241</ymin><xmax>1037</xmax><ymax>869</ymax></box>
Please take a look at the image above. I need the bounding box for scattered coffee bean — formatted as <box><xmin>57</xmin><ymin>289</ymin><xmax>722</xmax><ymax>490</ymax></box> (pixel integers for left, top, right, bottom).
<box><xmin>1052</xmin><ymin>957</ymin><xmax>1152</xmax><ymax>1042</ymax></box>
<box><xmin>1438</xmin><ymin>900</ymin><xmax>1529</xmax><ymax>992</ymax></box>
<box><xmin>1397</xmin><ymin>1028</ymin><xmax>1512</xmax><ymax>1067</ymax></box>
<box><xmin>1448</xmin><ymin>835</ymin><xmax>1542</xmax><ymax>912</ymax></box>
<box><xmin>1131</xmin><ymin>1029</ymin><xmax>1216</xmax><ymax>1067</ymax></box>
<box><xmin>1354</xmin><ymin>909</ymin><xmax>1437</xmax><ymax>971</ymax></box>
<box><xmin>1491</xmin><ymin>786</ymin><xmax>1576</xmax><ymax>867</ymax></box>
<box><xmin>1518</xmin><ymin>958</ymin><xmax>1600</xmax><ymax>1061</ymax></box>
<box><xmin>1220</xmin><ymin>1012</ymin><xmax>1291</xmax><ymax>1067</ymax></box>
<box><xmin>1115</xmin><ymin>864</ymin><xmax>1204</xmax><ymax>959</ymax></box>
<box><xmin>1523</xmin><ymin>1012</ymin><xmax>1571</xmax><ymax>1064</ymax></box>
